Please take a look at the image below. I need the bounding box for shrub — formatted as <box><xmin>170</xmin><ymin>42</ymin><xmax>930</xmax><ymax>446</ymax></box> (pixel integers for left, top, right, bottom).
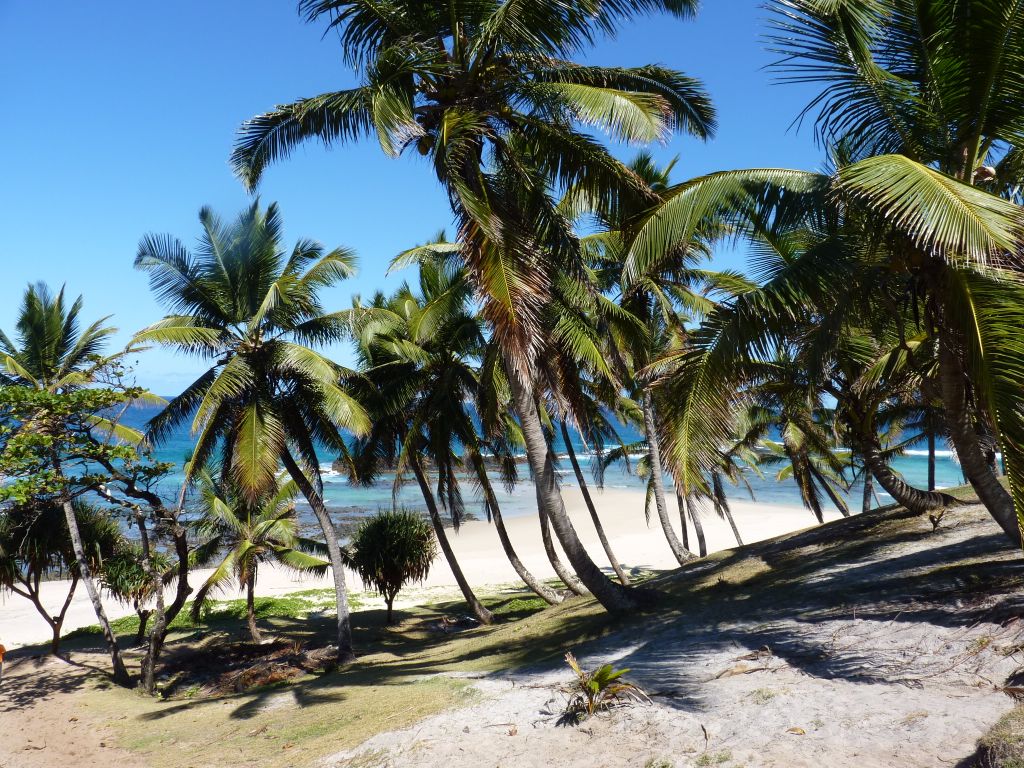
<box><xmin>345</xmin><ymin>509</ymin><xmax>437</xmax><ymax>624</ymax></box>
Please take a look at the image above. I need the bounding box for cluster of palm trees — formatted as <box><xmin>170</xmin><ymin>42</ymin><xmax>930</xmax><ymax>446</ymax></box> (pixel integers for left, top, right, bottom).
<box><xmin>3</xmin><ymin>0</ymin><xmax>1024</xmax><ymax>691</ymax></box>
<box><xmin>225</xmin><ymin>0</ymin><xmax>1024</xmax><ymax>602</ymax></box>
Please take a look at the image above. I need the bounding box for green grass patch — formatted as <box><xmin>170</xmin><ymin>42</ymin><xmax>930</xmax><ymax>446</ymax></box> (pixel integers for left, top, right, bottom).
<box><xmin>67</xmin><ymin>589</ymin><xmax>356</xmax><ymax>642</ymax></box>
<box><xmin>978</xmin><ymin>705</ymin><xmax>1024</xmax><ymax>768</ymax></box>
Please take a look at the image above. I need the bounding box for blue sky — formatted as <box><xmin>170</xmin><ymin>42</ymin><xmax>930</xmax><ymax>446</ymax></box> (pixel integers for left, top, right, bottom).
<box><xmin>0</xmin><ymin>1</ymin><xmax>824</xmax><ymax>394</ymax></box>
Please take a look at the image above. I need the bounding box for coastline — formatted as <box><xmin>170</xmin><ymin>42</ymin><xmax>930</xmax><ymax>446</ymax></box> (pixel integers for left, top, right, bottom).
<box><xmin>0</xmin><ymin>485</ymin><xmax>840</xmax><ymax>649</ymax></box>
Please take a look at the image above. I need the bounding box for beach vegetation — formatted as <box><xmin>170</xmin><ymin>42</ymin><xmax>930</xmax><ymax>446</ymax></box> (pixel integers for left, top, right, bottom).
<box><xmin>133</xmin><ymin>200</ymin><xmax>370</xmax><ymax>662</ymax></box>
<box><xmin>232</xmin><ymin>0</ymin><xmax>716</xmax><ymax>614</ymax></box>
<box><xmin>190</xmin><ymin>471</ymin><xmax>329</xmax><ymax>642</ymax></box>
<box><xmin>100</xmin><ymin>543</ymin><xmax>174</xmax><ymax>645</ymax></box>
<box><xmin>0</xmin><ymin>499</ymin><xmax>123</xmax><ymax>653</ymax></box>
<box><xmin>343</xmin><ymin>509</ymin><xmax>438</xmax><ymax>624</ymax></box>
<box><xmin>558</xmin><ymin>651</ymin><xmax>649</xmax><ymax>725</ymax></box>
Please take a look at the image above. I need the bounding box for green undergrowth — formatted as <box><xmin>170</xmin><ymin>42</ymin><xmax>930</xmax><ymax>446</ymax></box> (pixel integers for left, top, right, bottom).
<box><xmin>976</xmin><ymin>705</ymin><xmax>1024</xmax><ymax>768</ymax></box>
<box><xmin>67</xmin><ymin>588</ymin><xmax>358</xmax><ymax>643</ymax></box>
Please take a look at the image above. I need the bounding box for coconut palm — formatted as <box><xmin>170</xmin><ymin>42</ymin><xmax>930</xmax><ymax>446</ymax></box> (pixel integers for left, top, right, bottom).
<box><xmin>471</xmin><ymin>339</ymin><xmax>567</xmax><ymax>604</ymax></box>
<box><xmin>133</xmin><ymin>201</ymin><xmax>369</xmax><ymax>661</ymax></box>
<box><xmin>344</xmin><ymin>261</ymin><xmax>498</xmax><ymax>623</ymax></box>
<box><xmin>748</xmin><ymin>355</ymin><xmax>852</xmax><ymax>522</ymax></box>
<box><xmin>190</xmin><ymin>472</ymin><xmax>328</xmax><ymax>643</ymax></box>
<box><xmin>232</xmin><ymin>0</ymin><xmax>716</xmax><ymax>612</ymax></box>
<box><xmin>625</xmin><ymin>0</ymin><xmax>1024</xmax><ymax>543</ymax></box>
<box><xmin>577</xmin><ymin>153</ymin><xmax>745</xmax><ymax>563</ymax></box>
<box><xmin>530</xmin><ymin>268</ymin><xmax>639</xmax><ymax>584</ymax></box>
<box><xmin>0</xmin><ymin>283</ymin><xmax>132</xmax><ymax>683</ymax></box>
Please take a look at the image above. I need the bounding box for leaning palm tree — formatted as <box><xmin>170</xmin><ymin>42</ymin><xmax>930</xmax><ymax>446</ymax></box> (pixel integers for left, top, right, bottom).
<box><xmin>344</xmin><ymin>262</ymin><xmax>498</xmax><ymax>624</ymax></box>
<box><xmin>133</xmin><ymin>201</ymin><xmax>369</xmax><ymax>661</ymax></box>
<box><xmin>0</xmin><ymin>283</ymin><xmax>131</xmax><ymax>684</ymax></box>
<box><xmin>232</xmin><ymin>0</ymin><xmax>716</xmax><ymax>612</ymax></box>
<box><xmin>626</xmin><ymin>0</ymin><xmax>1024</xmax><ymax>543</ymax></box>
<box><xmin>191</xmin><ymin>472</ymin><xmax>328</xmax><ymax>643</ymax></box>
<box><xmin>749</xmin><ymin>355</ymin><xmax>852</xmax><ymax>522</ymax></box>
<box><xmin>578</xmin><ymin>153</ymin><xmax>740</xmax><ymax>564</ymax></box>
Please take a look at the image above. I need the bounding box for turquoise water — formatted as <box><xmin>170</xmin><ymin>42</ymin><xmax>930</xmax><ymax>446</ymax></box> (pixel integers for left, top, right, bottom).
<box><xmin>122</xmin><ymin>403</ymin><xmax>968</xmax><ymax>523</ymax></box>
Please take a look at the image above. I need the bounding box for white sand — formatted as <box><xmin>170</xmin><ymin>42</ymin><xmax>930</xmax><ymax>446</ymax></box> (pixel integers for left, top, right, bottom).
<box><xmin>0</xmin><ymin>486</ymin><xmax>837</xmax><ymax>649</ymax></box>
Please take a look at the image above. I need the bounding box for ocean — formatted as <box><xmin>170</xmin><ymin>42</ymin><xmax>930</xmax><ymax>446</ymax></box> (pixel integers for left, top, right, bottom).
<box><xmin>119</xmin><ymin>403</ymin><xmax>968</xmax><ymax>525</ymax></box>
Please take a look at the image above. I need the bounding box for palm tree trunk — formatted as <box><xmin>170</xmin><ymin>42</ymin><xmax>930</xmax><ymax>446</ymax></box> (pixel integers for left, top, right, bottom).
<box><xmin>692</xmin><ymin>501</ymin><xmax>708</xmax><ymax>557</ymax></box>
<box><xmin>641</xmin><ymin>393</ymin><xmax>695</xmax><ymax>566</ymax></box>
<box><xmin>560</xmin><ymin>422</ymin><xmax>630</xmax><ymax>585</ymax></box>
<box><xmin>721</xmin><ymin>503</ymin><xmax>744</xmax><ymax>546</ymax></box>
<box><xmin>938</xmin><ymin>334</ymin><xmax>1021</xmax><ymax>544</ymax></box>
<box><xmin>60</xmin><ymin>499</ymin><xmax>130</xmax><ymax>686</ymax></box>
<box><xmin>280</xmin><ymin>449</ymin><xmax>355</xmax><ymax>662</ymax></box>
<box><xmin>409</xmin><ymin>456</ymin><xmax>493</xmax><ymax>624</ymax></box>
<box><xmin>927</xmin><ymin>429</ymin><xmax>937</xmax><ymax>491</ymax></box>
<box><xmin>687</xmin><ymin>499</ymin><xmax>708</xmax><ymax>557</ymax></box>
<box><xmin>506</xmin><ymin>368</ymin><xmax>637</xmax><ymax>613</ymax></box>
<box><xmin>676</xmin><ymin>491</ymin><xmax>690</xmax><ymax>551</ymax></box>
<box><xmin>471</xmin><ymin>454</ymin><xmax>562</xmax><ymax>605</ymax></box>
<box><xmin>863</xmin><ymin>445</ymin><xmax>955</xmax><ymax>514</ymax></box>
<box><xmin>862</xmin><ymin>469</ymin><xmax>874</xmax><ymax>514</ymax></box>
<box><xmin>246</xmin><ymin>569</ymin><xmax>261</xmax><ymax>643</ymax></box>
<box><xmin>712</xmin><ymin>474</ymin><xmax>744</xmax><ymax>545</ymax></box>
<box><xmin>538</xmin><ymin>501</ymin><xmax>587</xmax><ymax>596</ymax></box>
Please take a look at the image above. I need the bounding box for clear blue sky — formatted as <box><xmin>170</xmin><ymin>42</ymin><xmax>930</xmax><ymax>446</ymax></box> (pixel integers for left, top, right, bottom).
<box><xmin>0</xmin><ymin>1</ymin><xmax>823</xmax><ymax>394</ymax></box>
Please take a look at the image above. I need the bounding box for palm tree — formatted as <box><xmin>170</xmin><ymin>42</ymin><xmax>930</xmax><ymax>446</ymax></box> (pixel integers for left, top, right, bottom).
<box><xmin>624</xmin><ymin>0</ymin><xmax>1024</xmax><ymax>543</ymax></box>
<box><xmin>578</xmin><ymin>153</ymin><xmax>739</xmax><ymax>563</ymax></box>
<box><xmin>0</xmin><ymin>283</ymin><xmax>131</xmax><ymax>684</ymax></box>
<box><xmin>231</xmin><ymin>0</ymin><xmax>716</xmax><ymax>612</ymax></box>
<box><xmin>533</xmin><ymin>267</ymin><xmax>639</xmax><ymax>584</ymax></box>
<box><xmin>471</xmin><ymin>352</ymin><xmax>566</xmax><ymax>604</ymax></box>
<box><xmin>343</xmin><ymin>266</ymin><xmax>495</xmax><ymax>623</ymax></box>
<box><xmin>749</xmin><ymin>356</ymin><xmax>852</xmax><ymax>522</ymax></box>
<box><xmin>190</xmin><ymin>471</ymin><xmax>328</xmax><ymax>643</ymax></box>
<box><xmin>133</xmin><ymin>201</ymin><xmax>369</xmax><ymax>661</ymax></box>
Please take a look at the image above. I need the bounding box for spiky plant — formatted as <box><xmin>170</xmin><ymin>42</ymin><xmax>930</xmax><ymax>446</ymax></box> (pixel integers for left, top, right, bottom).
<box><xmin>344</xmin><ymin>509</ymin><xmax>437</xmax><ymax>625</ymax></box>
<box><xmin>559</xmin><ymin>651</ymin><xmax>650</xmax><ymax>725</ymax></box>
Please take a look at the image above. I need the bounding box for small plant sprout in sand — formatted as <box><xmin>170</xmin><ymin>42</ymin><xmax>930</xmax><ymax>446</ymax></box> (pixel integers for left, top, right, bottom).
<box><xmin>559</xmin><ymin>652</ymin><xmax>650</xmax><ymax>725</ymax></box>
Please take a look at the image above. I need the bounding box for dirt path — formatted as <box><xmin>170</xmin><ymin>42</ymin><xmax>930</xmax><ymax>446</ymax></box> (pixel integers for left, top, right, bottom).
<box><xmin>0</xmin><ymin>650</ymin><xmax>144</xmax><ymax>768</ymax></box>
<box><xmin>328</xmin><ymin>505</ymin><xmax>1024</xmax><ymax>768</ymax></box>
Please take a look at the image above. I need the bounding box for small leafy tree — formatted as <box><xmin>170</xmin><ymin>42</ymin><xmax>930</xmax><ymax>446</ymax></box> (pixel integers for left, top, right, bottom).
<box><xmin>191</xmin><ymin>471</ymin><xmax>329</xmax><ymax>643</ymax></box>
<box><xmin>344</xmin><ymin>510</ymin><xmax>437</xmax><ymax>625</ymax></box>
<box><xmin>0</xmin><ymin>383</ymin><xmax>176</xmax><ymax>689</ymax></box>
<box><xmin>0</xmin><ymin>501</ymin><xmax>123</xmax><ymax>653</ymax></box>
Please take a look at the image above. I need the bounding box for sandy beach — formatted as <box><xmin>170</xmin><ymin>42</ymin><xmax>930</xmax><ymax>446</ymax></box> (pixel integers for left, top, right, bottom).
<box><xmin>0</xmin><ymin>486</ymin><xmax>838</xmax><ymax>649</ymax></box>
